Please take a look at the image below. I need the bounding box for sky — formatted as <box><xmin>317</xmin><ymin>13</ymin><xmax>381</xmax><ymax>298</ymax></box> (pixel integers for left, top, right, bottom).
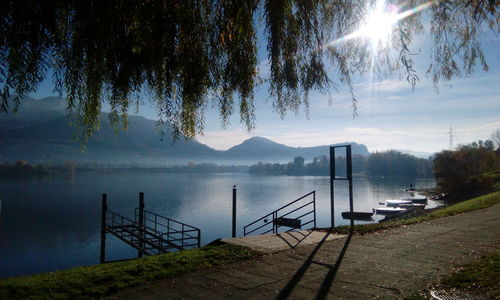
<box><xmin>31</xmin><ymin>4</ymin><xmax>500</xmax><ymax>155</ymax></box>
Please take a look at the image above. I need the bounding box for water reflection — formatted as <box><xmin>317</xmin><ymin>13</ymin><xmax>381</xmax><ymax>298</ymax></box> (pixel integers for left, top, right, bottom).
<box><xmin>0</xmin><ymin>172</ymin><xmax>434</xmax><ymax>278</ymax></box>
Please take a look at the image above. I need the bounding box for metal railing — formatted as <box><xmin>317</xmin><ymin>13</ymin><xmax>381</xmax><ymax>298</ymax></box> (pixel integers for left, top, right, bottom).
<box><xmin>135</xmin><ymin>209</ymin><xmax>201</xmax><ymax>250</ymax></box>
<box><xmin>243</xmin><ymin>191</ymin><xmax>316</xmax><ymax>236</ymax></box>
<box><xmin>100</xmin><ymin>193</ymin><xmax>201</xmax><ymax>263</ymax></box>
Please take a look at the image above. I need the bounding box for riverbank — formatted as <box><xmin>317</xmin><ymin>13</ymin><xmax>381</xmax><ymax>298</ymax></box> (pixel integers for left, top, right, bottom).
<box><xmin>0</xmin><ymin>191</ymin><xmax>499</xmax><ymax>299</ymax></box>
<box><xmin>112</xmin><ymin>195</ymin><xmax>500</xmax><ymax>299</ymax></box>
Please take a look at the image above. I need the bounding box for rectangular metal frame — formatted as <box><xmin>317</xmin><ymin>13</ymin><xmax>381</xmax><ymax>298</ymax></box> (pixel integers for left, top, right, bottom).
<box><xmin>330</xmin><ymin>145</ymin><xmax>354</xmax><ymax>231</ymax></box>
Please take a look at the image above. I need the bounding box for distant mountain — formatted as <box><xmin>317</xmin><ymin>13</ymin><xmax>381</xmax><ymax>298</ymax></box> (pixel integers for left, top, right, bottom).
<box><xmin>396</xmin><ymin>149</ymin><xmax>434</xmax><ymax>159</ymax></box>
<box><xmin>225</xmin><ymin>137</ymin><xmax>295</xmax><ymax>158</ymax></box>
<box><xmin>0</xmin><ymin>97</ymin><xmax>370</xmax><ymax>165</ymax></box>
<box><xmin>226</xmin><ymin>136</ymin><xmax>369</xmax><ymax>162</ymax></box>
<box><xmin>0</xmin><ymin>97</ymin><xmax>221</xmax><ymax>165</ymax></box>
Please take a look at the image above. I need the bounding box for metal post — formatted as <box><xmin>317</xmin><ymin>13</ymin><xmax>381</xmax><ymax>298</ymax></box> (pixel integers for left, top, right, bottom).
<box><xmin>329</xmin><ymin>147</ymin><xmax>336</xmax><ymax>228</ymax></box>
<box><xmin>138</xmin><ymin>192</ymin><xmax>145</xmax><ymax>258</ymax></box>
<box><xmin>313</xmin><ymin>191</ymin><xmax>317</xmax><ymax>229</ymax></box>
<box><xmin>346</xmin><ymin>145</ymin><xmax>354</xmax><ymax>231</ymax></box>
<box><xmin>232</xmin><ymin>185</ymin><xmax>237</xmax><ymax>238</ymax></box>
<box><xmin>100</xmin><ymin>193</ymin><xmax>107</xmax><ymax>264</ymax></box>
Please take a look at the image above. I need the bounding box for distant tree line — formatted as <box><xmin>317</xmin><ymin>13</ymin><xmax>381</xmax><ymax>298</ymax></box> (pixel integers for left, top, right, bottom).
<box><xmin>164</xmin><ymin>163</ymin><xmax>248</xmax><ymax>173</ymax></box>
<box><xmin>0</xmin><ymin>160</ymin><xmax>76</xmax><ymax>176</ymax></box>
<box><xmin>434</xmin><ymin>136</ymin><xmax>500</xmax><ymax>201</ymax></box>
<box><xmin>249</xmin><ymin>151</ymin><xmax>433</xmax><ymax>177</ymax></box>
<box><xmin>0</xmin><ymin>160</ymin><xmax>248</xmax><ymax>176</ymax></box>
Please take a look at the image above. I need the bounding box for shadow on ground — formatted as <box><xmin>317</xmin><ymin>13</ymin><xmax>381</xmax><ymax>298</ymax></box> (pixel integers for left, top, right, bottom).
<box><xmin>276</xmin><ymin>230</ymin><xmax>353</xmax><ymax>300</ymax></box>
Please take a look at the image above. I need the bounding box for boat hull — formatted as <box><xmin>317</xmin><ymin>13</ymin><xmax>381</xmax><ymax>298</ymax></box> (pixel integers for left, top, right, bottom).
<box><xmin>374</xmin><ymin>207</ymin><xmax>406</xmax><ymax>215</ymax></box>
<box><xmin>341</xmin><ymin>211</ymin><xmax>374</xmax><ymax>220</ymax></box>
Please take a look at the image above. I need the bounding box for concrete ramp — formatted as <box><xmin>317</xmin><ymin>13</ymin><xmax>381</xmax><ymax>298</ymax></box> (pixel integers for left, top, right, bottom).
<box><xmin>221</xmin><ymin>230</ymin><xmax>346</xmax><ymax>253</ymax></box>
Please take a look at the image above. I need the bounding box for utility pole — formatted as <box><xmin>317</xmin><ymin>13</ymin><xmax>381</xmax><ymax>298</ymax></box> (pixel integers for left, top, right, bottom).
<box><xmin>448</xmin><ymin>126</ymin><xmax>456</xmax><ymax>150</ymax></box>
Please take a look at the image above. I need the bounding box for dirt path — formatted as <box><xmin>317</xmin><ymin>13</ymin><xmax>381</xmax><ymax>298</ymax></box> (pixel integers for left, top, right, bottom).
<box><xmin>111</xmin><ymin>204</ymin><xmax>499</xmax><ymax>299</ymax></box>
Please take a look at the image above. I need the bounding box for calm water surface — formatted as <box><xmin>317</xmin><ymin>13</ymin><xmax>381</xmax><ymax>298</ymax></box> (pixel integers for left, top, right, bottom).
<box><xmin>0</xmin><ymin>172</ymin><xmax>435</xmax><ymax>278</ymax></box>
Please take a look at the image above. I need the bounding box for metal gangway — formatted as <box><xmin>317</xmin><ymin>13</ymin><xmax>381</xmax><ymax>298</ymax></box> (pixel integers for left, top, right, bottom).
<box><xmin>243</xmin><ymin>191</ymin><xmax>316</xmax><ymax>236</ymax></box>
<box><xmin>100</xmin><ymin>193</ymin><xmax>201</xmax><ymax>263</ymax></box>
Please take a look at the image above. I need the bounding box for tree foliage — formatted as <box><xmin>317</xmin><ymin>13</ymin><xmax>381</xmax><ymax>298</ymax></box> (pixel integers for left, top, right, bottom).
<box><xmin>491</xmin><ymin>129</ymin><xmax>500</xmax><ymax>150</ymax></box>
<box><xmin>248</xmin><ymin>152</ymin><xmax>431</xmax><ymax>176</ymax></box>
<box><xmin>366</xmin><ymin>150</ymin><xmax>432</xmax><ymax>177</ymax></box>
<box><xmin>433</xmin><ymin>140</ymin><xmax>500</xmax><ymax>200</ymax></box>
<box><xmin>0</xmin><ymin>0</ymin><xmax>497</xmax><ymax>140</ymax></box>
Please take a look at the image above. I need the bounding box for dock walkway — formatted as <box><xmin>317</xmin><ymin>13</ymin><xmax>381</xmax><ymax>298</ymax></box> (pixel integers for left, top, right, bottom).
<box><xmin>112</xmin><ymin>203</ymin><xmax>499</xmax><ymax>299</ymax></box>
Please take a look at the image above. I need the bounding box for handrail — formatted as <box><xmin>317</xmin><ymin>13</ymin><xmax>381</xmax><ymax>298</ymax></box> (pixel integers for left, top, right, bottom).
<box><xmin>243</xmin><ymin>191</ymin><xmax>316</xmax><ymax>236</ymax></box>
<box><xmin>244</xmin><ymin>191</ymin><xmax>315</xmax><ymax>229</ymax></box>
<box><xmin>134</xmin><ymin>209</ymin><xmax>201</xmax><ymax>249</ymax></box>
<box><xmin>101</xmin><ymin>193</ymin><xmax>202</xmax><ymax>263</ymax></box>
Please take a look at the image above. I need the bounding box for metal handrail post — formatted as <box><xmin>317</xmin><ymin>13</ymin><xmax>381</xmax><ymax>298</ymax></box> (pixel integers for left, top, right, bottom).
<box><xmin>273</xmin><ymin>211</ymin><xmax>277</xmax><ymax>234</ymax></box>
<box><xmin>232</xmin><ymin>185</ymin><xmax>237</xmax><ymax>238</ymax></box>
<box><xmin>347</xmin><ymin>145</ymin><xmax>354</xmax><ymax>231</ymax></box>
<box><xmin>181</xmin><ymin>223</ymin><xmax>185</xmax><ymax>248</ymax></box>
<box><xmin>330</xmin><ymin>147</ymin><xmax>335</xmax><ymax>228</ymax></box>
<box><xmin>138</xmin><ymin>192</ymin><xmax>145</xmax><ymax>258</ymax></box>
<box><xmin>313</xmin><ymin>191</ymin><xmax>316</xmax><ymax>229</ymax></box>
<box><xmin>100</xmin><ymin>193</ymin><xmax>107</xmax><ymax>264</ymax></box>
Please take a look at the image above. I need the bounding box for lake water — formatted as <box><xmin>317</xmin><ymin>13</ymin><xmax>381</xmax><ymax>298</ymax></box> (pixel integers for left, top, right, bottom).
<box><xmin>0</xmin><ymin>172</ymin><xmax>436</xmax><ymax>278</ymax></box>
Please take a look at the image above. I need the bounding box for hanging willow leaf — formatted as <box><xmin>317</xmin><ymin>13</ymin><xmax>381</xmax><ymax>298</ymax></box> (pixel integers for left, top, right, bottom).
<box><xmin>0</xmin><ymin>0</ymin><xmax>497</xmax><ymax>141</ymax></box>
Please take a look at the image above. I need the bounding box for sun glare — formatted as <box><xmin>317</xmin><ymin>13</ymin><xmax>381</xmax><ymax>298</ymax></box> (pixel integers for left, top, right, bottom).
<box><xmin>326</xmin><ymin>1</ymin><xmax>434</xmax><ymax>48</ymax></box>
<box><xmin>358</xmin><ymin>2</ymin><xmax>398</xmax><ymax>45</ymax></box>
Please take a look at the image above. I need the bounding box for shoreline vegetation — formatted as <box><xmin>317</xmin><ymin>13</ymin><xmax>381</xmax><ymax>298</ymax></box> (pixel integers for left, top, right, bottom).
<box><xmin>1</xmin><ymin>190</ymin><xmax>499</xmax><ymax>300</ymax></box>
<box><xmin>0</xmin><ymin>150</ymin><xmax>432</xmax><ymax>178</ymax></box>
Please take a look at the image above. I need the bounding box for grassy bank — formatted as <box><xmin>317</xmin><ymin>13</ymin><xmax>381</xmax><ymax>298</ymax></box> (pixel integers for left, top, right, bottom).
<box><xmin>0</xmin><ymin>244</ymin><xmax>257</xmax><ymax>299</ymax></box>
<box><xmin>440</xmin><ymin>250</ymin><xmax>500</xmax><ymax>298</ymax></box>
<box><xmin>2</xmin><ymin>191</ymin><xmax>499</xmax><ymax>299</ymax></box>
<box><xmin>328</xmin><ymin>190</ymin><xmax>500</xmax><ymax>235</ymax></box>
<box><xmin>406</xmin><ymin>250</ymin><xmax>500</xmax><ymax>300</ymax></box>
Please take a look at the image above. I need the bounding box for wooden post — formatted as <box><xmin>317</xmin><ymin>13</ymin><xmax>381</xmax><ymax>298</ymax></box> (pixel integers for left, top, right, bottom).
<box><xmin>232</xmin><ymin>186</ymin><xmax>237</xmax><ymax>238</ymax></box>
<box><xmin>138</xmin><ymin>192</ymin><xmax>145</xmax><ymax>258</ymax></box>
<box><xmin>329</xmin><ymin>147</ymin><xmax>335</xmax><ymax>228</ymax></box>
<box><xmin>346</xmin><ymin>145</ymin><xmax>354</xmax><ymax>231</ymax></box>
<box><xmin>100</xmin><ymin>193</ymin><xmax>107</xmax><ymax>264</ymax></box>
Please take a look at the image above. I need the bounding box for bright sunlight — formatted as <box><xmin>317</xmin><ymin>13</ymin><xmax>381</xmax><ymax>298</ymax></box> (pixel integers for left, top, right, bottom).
<box><xmin>327</xmin><ymin>0</ymin><xmax>434</xmax><ymax>48</ymax></box>
<box><xmin>357</xmin><ymin>1</ymin><xmax>398</xmax><ymax>45</ymax></box>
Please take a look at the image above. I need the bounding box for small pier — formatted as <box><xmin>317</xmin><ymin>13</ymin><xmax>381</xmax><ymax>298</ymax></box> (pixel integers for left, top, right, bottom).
<box><xmin>100</xmin><ymin>193</ymin><xmax>201</xmax><ymax>263</ymax></box>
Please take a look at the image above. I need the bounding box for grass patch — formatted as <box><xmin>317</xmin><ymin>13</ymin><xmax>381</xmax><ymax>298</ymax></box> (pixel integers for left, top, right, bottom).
<box><xmin>0</xmin><ymin>244</ymin><xmax>258</xmax><ymax>300</ymax></box>
<box><xmin>440</xmin><ymin>251</ymin><xmax>500</xmax><ymax>298</ymax></box>
<box><xmin>407</xmin><ymin>251</ymin><xmax>500</xmax><ymax>299</ymax></box>
<box><xmin>326</xmin><ymin>190</ymin><xmax>500</xmax><ymax>235</ymax></box>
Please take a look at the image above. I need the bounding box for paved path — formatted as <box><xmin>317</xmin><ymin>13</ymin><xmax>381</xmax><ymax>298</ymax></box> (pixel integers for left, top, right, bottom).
<box><xmin>112</xmin><ymin>204</ymin><xmax>499</xmax><ymax>299</ymax></box>
<box><xmin>221</xmin><ymin>230</ymin><xmax>346</xmax><ymax>254</ymax></box>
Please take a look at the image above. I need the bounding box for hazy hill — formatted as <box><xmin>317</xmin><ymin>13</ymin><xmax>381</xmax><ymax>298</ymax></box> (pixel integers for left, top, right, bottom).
<box><xmin>225</xmin><ymin>137</ymin><xmax>295</xmax><ymax>159</ymax></box>
<box><xmin>0</xmin><ymin>97</ymin><xmax>370</xmax><ymax>165</ymax></box>
<box><xmin>0</xmin><ymin>97</ymin><xmax>221</xmax><ymax>165</ymax></box>
<box><xmin>225</xmin><ymin>136</ymin><xmax>369</xmax><ymax>162</ymax></box>
<box><xmin>396</xmin><ymin>149</ymin><xmax>434</xmax><ymax>159</ymax></box>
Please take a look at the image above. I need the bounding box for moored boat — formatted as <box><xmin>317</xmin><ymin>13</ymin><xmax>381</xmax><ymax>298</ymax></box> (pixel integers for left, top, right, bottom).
<box><xmin>397</xmin><ymin>203</ymin><xmax>426</xmax><ymax>208</ymax></box>
<box><xmin>386</xmin><ymin>199</ymin><xmax>412</xmax><ymax>207</ymax></box>
<box><xmin>373</xmin><ymin>207</ymin><xmax>407</xmax><ymax>215</ymax></box>
<box><xmin>341</xmin><ymin>211</ymin><xmax>374</xmax><ymax>220</ymax></box>
<box><xmin>400</xmin><ymin>197</ymin><xmax>427</xmax><ymax>204</ymax></box>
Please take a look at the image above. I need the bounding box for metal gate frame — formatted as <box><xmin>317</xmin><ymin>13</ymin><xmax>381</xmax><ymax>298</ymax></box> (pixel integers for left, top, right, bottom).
<box><xmin>330</xmin><ymin>144</ymin><xmax>354</xmax><ymax>231</ymax></box>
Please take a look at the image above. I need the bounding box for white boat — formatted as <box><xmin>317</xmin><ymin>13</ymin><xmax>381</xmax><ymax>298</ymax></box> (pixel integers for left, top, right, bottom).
<box><xmin>386</xmin><ymin>199</ymin><xmax>412</xmax><ymax>207</ymax></box>
<box><xmin>400</xmin><ymin>197</ymin><xmax>427</xmax><ymax>204</ymax></box>
<box><xmin>397</xmin><ymin>203</ymin><xmax>426</xmax><ymax>208</ymax></box>
<box><xmin>373</xmin><ymin>207</ymin><xmax>407</xmax><ymax>215</ymax></box>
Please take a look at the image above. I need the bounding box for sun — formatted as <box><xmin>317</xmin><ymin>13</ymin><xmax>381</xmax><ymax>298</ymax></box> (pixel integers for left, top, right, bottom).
<box><xmin>357</xmin><ymin>1</ymin><xmax>399</xmax><ymax>45</ymax></box>
<box><xmin>325</xmin><ymin>1</ymin><xmax>433</xmax><ymax>49</ymax></box>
